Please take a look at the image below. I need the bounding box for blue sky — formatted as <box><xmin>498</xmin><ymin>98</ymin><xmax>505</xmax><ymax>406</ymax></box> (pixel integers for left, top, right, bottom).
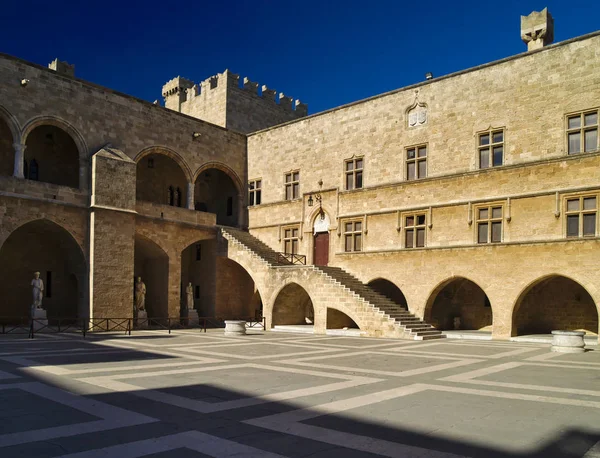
<box><xmin>1</xmin><ymin>1</ymin><xmax>598</xmax><ymax>114</ymax></box>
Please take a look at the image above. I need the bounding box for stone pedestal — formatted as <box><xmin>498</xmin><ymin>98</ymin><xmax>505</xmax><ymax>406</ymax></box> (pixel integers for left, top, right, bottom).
<box><xmin>224</xmin><ymin>320</ymin><xmax>246</xmax><ymax>336</ymax></box>
<box><xmin>187</xmin><ymin>309</ymin><xmax>199</xmax><ymax>327</ymax></box>
<box><xmin>135</xmin><ymin>310</ymin><xmax>148</xmax><ymax>330</ymax></box>
<box><xmin>551</xmin><ymin>330</ymin><xmax>586</xmax><ymax>353</ymax></box>
<box><xmin>32</xmin><ymin>308</ymin><xmax>48</xmax><ymax>332</ymax></box>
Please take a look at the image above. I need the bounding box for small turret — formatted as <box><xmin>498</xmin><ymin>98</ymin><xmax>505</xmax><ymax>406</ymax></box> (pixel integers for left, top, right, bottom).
<box><xmin>162</xmin><ymin>76</ymin><xmax>195</xmax><ymax>111</ymax></box>
<box><xmin>521</xmin><ymin>8</ymin><xmax>554</xmax><ymax>51</ymax></box>
<box><xmin>48</xmin><ymin>58</ymin><xmax>75</xmax><ymax>77</ymax></box>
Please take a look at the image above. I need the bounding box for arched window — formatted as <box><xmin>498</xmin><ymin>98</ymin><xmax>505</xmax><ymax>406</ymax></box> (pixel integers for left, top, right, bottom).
<box><xmin>167</xmin><ymin>186</ymin><xmax>174</xmax><ymax>206</ymax></box>
<box><xmin>29</xmin><ymin>159</ymin><xmax>39</xmax><ymax>181</ymax></box>
<box><xmin>176</xmin><ymin>187</ymin><xmax>182</xmax><ymax>207</ymax></box>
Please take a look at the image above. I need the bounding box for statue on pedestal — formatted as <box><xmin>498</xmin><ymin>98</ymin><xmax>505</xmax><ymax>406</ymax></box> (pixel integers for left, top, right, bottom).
<box><xmin>31</xmin><ymin>271</ymin><xmax>44</xmax><ymax>316</ymax></box>
<box><xmin>134</xmin><ymin>277</ymin><xmax>146</xmax><ymax>312</ymax></box>
<box><xmin>186</xmin><ymin>282</ymin><xmax>194</xmax><ymax>311</ymax></box>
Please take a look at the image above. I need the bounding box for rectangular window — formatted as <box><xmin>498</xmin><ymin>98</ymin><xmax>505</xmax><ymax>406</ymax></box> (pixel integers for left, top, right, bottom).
<box><xmin>565</xmin><ymin>195</ymin><xmax>597</xmax><ymax>237</ymax></box>
<box><xmin>345</xmin><ymin>158</ymin><xmax>363</xmax><ymax>190</ymax></box>
<box><xmin>194</xmin><ymin>285</ymin><xmax>200</xmax><ymax>300</ymax></box>
<box><xmin>404</xmin><ymin>214</ymin><xmax>426</xmax><ymax>248</ymax></box>
<box><xmin>476</xmin><ymin>206</ymin><xmax>503</xmax><ymax>243</ymax></box>
<box><xmin>567</xmin><ymin>110</ymin><xmax>599</xmax><ymax>154</ymax></box>
<box><xmin>406</xmin><ymin>145</ymin><xmax>427</xmax><ymax>180</ymax></box>
<box><xmin>46</xmin><ymin>271</ymin><xmax>52</xmax><ymax>298</ymax></box>
<box><xmin>248</xmin><ymin>179</ymin><xmax>262</xmax><ymax>206</ymax></box>
<box><xmin>283</xmin><ymin>227</ymin><xmax>300</xmax><ymax>254</ymax></box>
<box><xmin>343</xmin><ymin>220</ymin><xmax>363</xmax><ymax>252</ymax></box>
<box><xmin>285</xmin><ymin>171</ymin><xmax>300</xmax><ymax>200</ymax></box>
<box><xmin>478</xmin><ymin>129</ymin><xmax>504</xmax><ymax>169</ymax></box>
<box><xmin>195</xmin><ymin>243</ymin><xmax>201</xmax><ymax>261</ymax></box>
<box><xmin>226</xmin><ymin>197</ymin><xmax>233</xmax><ymax>216</ymax></box>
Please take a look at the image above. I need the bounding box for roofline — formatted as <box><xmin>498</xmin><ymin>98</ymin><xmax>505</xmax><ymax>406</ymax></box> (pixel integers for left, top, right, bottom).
<box><xmin>248</xmin><ymin>29</ymin><xmax>600</xmax><ymax>137</ymax></box>
<box><xmin>0</xmin><ymin>52</ymin><xmax>247</xmax><ymax>139</ymax></box>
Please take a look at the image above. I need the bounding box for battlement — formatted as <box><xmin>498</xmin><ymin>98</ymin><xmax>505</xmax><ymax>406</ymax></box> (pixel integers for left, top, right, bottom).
<box><xmin>162</xmin><ymin>76</ymin><xmax>195</xmax><ymax>97</ymax></box>
<box><xmin>48</xmin><ymin>58</ymin><xmax>75</xmax><ymax>77</ymax></box>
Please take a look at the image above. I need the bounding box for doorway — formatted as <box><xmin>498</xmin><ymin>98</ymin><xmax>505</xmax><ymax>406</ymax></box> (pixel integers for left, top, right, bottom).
<box><xmin>313</xmin><ymin>232</ymin><xmax>329</xmax><ymax>266</ymax></box>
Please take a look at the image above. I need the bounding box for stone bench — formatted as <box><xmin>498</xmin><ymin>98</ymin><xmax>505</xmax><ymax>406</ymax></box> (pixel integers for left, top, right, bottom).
<box><xmin>551</xmin><ymin>330</ymin><xmax>586</xmax><ymax>353</ymax></box>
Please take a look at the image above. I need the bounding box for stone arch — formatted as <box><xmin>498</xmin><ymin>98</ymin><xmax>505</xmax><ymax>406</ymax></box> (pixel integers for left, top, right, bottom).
<box><xmin>0</xmin><ymin>106</ymin><xmax>20</xmax><ymax>177</ymax></box>
<box><xmin>194</xmin><ymin>162</ymin><xmax>243</xmax><ymax>226</ymax></box>
<box><xmin>21</xmin><ymin>116</ymin><xmax>87</xmax><ymax>189</ymax></box>
<box><xmin>367</xmin><ymin>278</ymin><xmax>408</xmax><ymax>308</ymax></box>
<box><xmin>424</xmin><ymin>276</ymin><xmax>493</xmax><ymax>331</ymax></box>
<box><xmin>134</xmin><ymin>233</ymin><xmax>169</xmax><ymax>319</ymax></box>
<box><xmin>511</xmin><ymin>274</ymin><xmax>599</xmax><ymax>336</ymax></box>
<box><xmin>135</xmin><ymin>147</ymin><xmax>191</xmax><ymax>207</ymax></box>
<box><xmin>271</xmin><ymin>282</ymin><xmax>315</xmax><ymax>327</ymax></box>
<box><xmin>0</xmin><ymin>218</ymin><xmax>87</xmax><ymax>318</ymax></box>
<box><xmin>326</xmin><ymin>308</ymin><xmax>360</xmax><ymax>331</ymax></box>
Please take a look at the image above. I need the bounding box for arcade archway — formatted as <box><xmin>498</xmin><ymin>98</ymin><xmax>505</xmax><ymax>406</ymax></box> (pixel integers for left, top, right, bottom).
<box><xmin>367</xmin><ymin>278</ymin><xmax>408</xmax><ymax>307</ymax></box>
<box><xmin>134</xmin><ymin>235</ymin><xmax>169</xmax><ymax>318</ymax></box>
<box><xmin>0</xmin><ymin>113</ymin><xmax>14</xmax><ymax>177</ymax></box>
<box><xmin>136</xmin><ymin>152</ymin><xmax>189</xmax><ymax>207</ymax></box>
<box><xmin>195</xmin><ymin>168</ymin><xmax>240</xmax><ymax>226</ymax></box>
<box><xmin>272</xmin><ymin>283</ymin><xmax>314</xmax><ymax>327</ymax></box>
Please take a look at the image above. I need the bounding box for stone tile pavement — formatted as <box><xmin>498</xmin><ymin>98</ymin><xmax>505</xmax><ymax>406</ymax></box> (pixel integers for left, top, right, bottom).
<box><xmin>0</xmin><ymin>330</ymin><xmax>599</xmax><ymax>457</ymax></box>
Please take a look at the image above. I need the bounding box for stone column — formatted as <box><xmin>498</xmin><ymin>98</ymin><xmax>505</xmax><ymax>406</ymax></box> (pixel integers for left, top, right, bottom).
<box><xmin>187</xmin><ymin>182</ymin><xmax>194</xmax><ymax>210</ymax></box>
<box><xmin>13</xmin><ymin>143</ymin><xmax>26</xmax><ymax>178</ymax></box>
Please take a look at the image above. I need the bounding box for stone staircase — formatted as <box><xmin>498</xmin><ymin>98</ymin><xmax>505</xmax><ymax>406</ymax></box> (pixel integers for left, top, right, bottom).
<box><xmin>220</xmin><ymin>227</ymin><xmax>444</xmax><ymax>340</ymax></box>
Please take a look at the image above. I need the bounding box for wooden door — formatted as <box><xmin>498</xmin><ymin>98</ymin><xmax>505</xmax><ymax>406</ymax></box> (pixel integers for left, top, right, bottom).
<box><xmin>313</xmin><ymin>232</ymin><xmax>329</xmax><ymax>266</ymax></box>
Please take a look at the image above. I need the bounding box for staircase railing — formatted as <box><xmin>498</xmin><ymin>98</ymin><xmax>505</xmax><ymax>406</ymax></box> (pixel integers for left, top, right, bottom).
<box><xmin>276</xmin><ymin>252</ymin><xmax>307</xmax><ymax>265</ymax></box>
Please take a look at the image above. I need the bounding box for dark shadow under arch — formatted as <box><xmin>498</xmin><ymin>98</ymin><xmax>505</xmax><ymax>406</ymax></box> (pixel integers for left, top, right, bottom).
<box><xmin>136</xmin><ymin>152</ymin><xmax>189</xmax><ymax>207</ymax></box>
<box><xmin>195</xmin><ymin>167</ymin><xmax>240</xmax><ymax>226</ymax></box>
<box><xmin>134</xmin><ymin>234</ymin><xmax>169</xmax><ymax>319</ymax></box>
<box><xmin>326</xmin><ymin>308</ymin><xmax>359</xmax><ymax>330</ymax></box>
<box><xmin>272</xmin><ymin>283</ymin><xmax>314</xmax><ymax>327</ymax></box>
<box><xmin>367</xmin><ymin>278</ymin><xmax>408</xmax><ymax>308</ymax></box>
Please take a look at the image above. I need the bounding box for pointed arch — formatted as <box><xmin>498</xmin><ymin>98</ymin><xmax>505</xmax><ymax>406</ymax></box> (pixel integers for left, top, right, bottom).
<box><xmin>21</xmin><ymin>115</ymin><xmax>87</xmax><ymax>157</ymax></box>
<box><xmin>135</xmin><ymin>146</ymin><xmax>193</xmax><ymax>183</ymax></box>
<box><xmin>193</xmin><ymin>161</ymin><xmax>243</xmax><ymax>197</ymax></box>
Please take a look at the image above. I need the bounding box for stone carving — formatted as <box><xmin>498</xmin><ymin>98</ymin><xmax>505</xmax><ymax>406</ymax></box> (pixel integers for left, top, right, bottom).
<box><xmin>408</xmin><ymin>104</ymin><xmax>427</xmax><ymax>127</ymax></box>
<box><xmin>31</xmin><ymin>271</ymin><xmax>44</xmax><ymax>314</ymax></box>
<box><xmin>134</xmin><ymin>277</ymin><xmax>146</xmax><ymax>312</ymax></box>
<box><xmin>186</xmin><ymin>282</ymin><xmax>194</xmax><ymax>311</ymax></box>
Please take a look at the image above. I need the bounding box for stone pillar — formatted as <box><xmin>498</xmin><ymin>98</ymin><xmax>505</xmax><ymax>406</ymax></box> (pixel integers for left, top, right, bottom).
<box><xmin>187</xmin><ymin>182</ymin><xmax>194</xmax><ymax>210</ymax></box>
<box><xmin>13</xmin><ymin>143</ymin><xmax>26</xmax><ymax>178</ymax></box>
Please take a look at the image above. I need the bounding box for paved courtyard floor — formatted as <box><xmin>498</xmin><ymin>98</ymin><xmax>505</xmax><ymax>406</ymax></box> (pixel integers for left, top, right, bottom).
<box><xmin>0</xmin><ymin>330</ymin><xmax>599</xmax><ymax>458</ymax></box>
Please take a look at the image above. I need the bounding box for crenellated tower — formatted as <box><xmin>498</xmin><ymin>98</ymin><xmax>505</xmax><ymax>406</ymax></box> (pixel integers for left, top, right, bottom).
<box><xmin>162</xmin><ymin>70</ymin><xmax>308</xmax><ymax>133</ymax></box>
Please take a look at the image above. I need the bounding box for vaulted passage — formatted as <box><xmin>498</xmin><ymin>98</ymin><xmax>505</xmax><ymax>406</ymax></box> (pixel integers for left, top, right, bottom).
<box><xmin>272</xmin><ymin>283</ymin><xmax>314</xmax><ymax>327</ymax></box>
<box><xmin>24</xmin><ymin>125</ymin><xmax>79</xmax><ymax>187</ymax></box>
<box><xmin>326</xmin><ymin>308</ymin><xmax>359</xmax><ymax>330</ymax></box>
<box><xmin>136</xmin><ymin>153</ymin><xmax>188</xmax><ymax>206</ymax></box>
<box><xmin>215</xmin><ymin>258</ymin><xmax>259</xmax><ymax>319</ymax></box>
<box><xmin>513</xmin><ymin>276</ymin><xmax>598</xmax><ymax>336</ymax></box>
<box><xmin>134</xmin><ymin>235</ymin><xmax>169</xmax><ymax>319</ymax></box>
<box><xmin>0</xmin><ymin>220</ymin><xmax>86</xmax><ymax>318</ymax></box>
<box><xmin>195</xmin><ymin>168</ymin><xmax>239</xmax><ymax>226</ymax></box>
<box><xmin>425</xmin><ymin>278</ymin><xmax>492</xmax><ymax>331</ymax></box>
<box><xmin>367</xmin><ymin>278</ymin><xmax>407</xmax><ymax>307</ymax></box>
<box><xmin>0</xmin><ymin>115</ymin><xmax>13</xmax><ymax>177</ymax></box>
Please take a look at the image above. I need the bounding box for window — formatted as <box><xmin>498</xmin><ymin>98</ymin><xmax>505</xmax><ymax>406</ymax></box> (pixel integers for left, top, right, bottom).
<box><xmin>565</xmin><ymin>196</ymin><xmax>597</xmax><ymax>237</ymax></box>
<box><xmin>195</xmin><ymin>285</ymin><xmax>200</xmax><ymax>300</ymax></box>
<box><xmin>249</xmin><ymin>179</ymin><xmax>262</xmax><ymax>206</ymax></box>
<box><xmin>405</xmin><ymin>214</ymin><xmax>426</xmax><ymax>248</ymax></box>
<box><xmin>343</xmin><ymin>221</ymin><xmax>363</xmax><ymax>252</ymax></box>
<box><xmin>478</xmin><ymin>129</ymin><xmax>504</xmax><ymax>168</ymax></box>
<box><xmin>477</xmin><ymin>206</ymin><xmax>503</xmax><ymax>243</ymax></box>
<box><xmin>406</xmin><ymin>145</ymin><xmax>427</xmax><ymax>180</ymax></box>
<box><xmin>29</xmin><ymin>159</ymin><xmax>39</xmax><ymax>181</ymax></box>
<box><xmin>175</xmin><ymin>187</ymin><xmax>182</xmax><ymax>207</ymax></box>
<box><xmin>285</xmin><ymin>171</ymin><xmax>300</xmax><ymax>200</ymax></box>
<box><xmin>226</xmin><ymin>197</ymin><xmax>233</xmax><ymax>216</ymax></box>
<box><xmin>345</xmin><ymin>158</ymin><xmax>363</xmax><ymax>190</ymax></box>
<box><xmin>283</xmin><ymin>227</ymin><xmax>300</xmax><ymax>254</ymax></box>
<box><xmin>167</xmin><ymin>186</ymin><xmax>174</xmax><ymax>206</ymax></box>
<box><xmin>567</xmin><ymin>111</ymin><xmax>599</xmax><ymax>154</ymax></box>
<box><xmin>195</xmin><ymin>243</ymin><xmax>201</xmax><ymax>261</ymax></box>
<box><xmin>46</xmin><ymin>271</ymin><xmax>52</xmax><ymax>298</ymax></box>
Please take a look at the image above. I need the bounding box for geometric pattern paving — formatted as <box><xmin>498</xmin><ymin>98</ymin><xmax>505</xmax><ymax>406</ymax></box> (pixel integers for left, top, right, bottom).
<box><xmin>0</xmin><ymin>331</ymin><xmax>599</xmax><ymax>457</ymax></box>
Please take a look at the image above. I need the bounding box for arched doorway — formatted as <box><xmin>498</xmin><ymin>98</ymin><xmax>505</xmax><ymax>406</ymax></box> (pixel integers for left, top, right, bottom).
<box><xmin>194</xmin><ymin>168</ymin><xmax>240</xmax><ymax>226</ymax></box>
<box><xmin>272</xmin><ymin>283</ymin><xmax>314</xmax><ymax>328</ymax></box>
<box><xmin>136</xmin><ymin>152</ymin><xmax>189</xmax><ymax>207</ymax></box>
<box><xmin>24</xmin><ymin>125</ymin><xmax>79</xmax><ymax>188</ymax></box>
<box><xmin>0</xmin><ymin>113</ymin><xmax>14</xmax><ymax>177</ymax></box>
<box><xmin>313</xmin><ymin>213</ymin><xmax>330</xmax><ymax>266</ymax></box>
<box><xmin>215</xmin><ymin>258</ymin><xmax>257</xmax><ymax>318</ymax></box>
<box><xmin>512</xmin><ymin>275</ymin><xmax>598</xmax><ymax>336</ymax></box>
<box><xmin>326</xmin><ymin>308</ymin><xmax>359</xmax><ymax>331</ymax></box>
<box><xmin>134</xmin><ymin>235</ymin><xmax>169</xmax><ymax>319</ymax></box>
<box><xmin>425</xmin><ymin>277</ymin><xmax>492</xmax><ymax>331</ymax></box>
<box><xmin>367</xmin><ymin>278</ymin><xmax>407</xmax><ymax>307</ymax></box>
<box><xmin>0</xmin><ymin>219</ymin><xmax>87</xmax><ymax>318</ymax></box>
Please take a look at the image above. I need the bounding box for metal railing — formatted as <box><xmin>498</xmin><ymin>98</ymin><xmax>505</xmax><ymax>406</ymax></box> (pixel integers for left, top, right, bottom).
<box><xmin>276</xmin><ymin>252</ymin><xmax>307</xmax><ymax>265</ymax></box>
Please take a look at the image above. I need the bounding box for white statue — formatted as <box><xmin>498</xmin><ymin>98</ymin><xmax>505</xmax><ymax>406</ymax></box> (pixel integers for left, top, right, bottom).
<box><xmin>134</xmin><ymin>277</ymin><xmax>146</xmax><ymax>312</ymax></box>
<box><xmin>186</xmin><ymin>282</ymin><xmax>194</xmax><ymax>311</ymax></box>
<box><xmin>31</xmin><ymin>271</ymin><xmax>44</xmax><ymax>312</ymax></box>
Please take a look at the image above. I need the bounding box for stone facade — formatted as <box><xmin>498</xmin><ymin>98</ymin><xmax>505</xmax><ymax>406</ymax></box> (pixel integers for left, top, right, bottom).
<box><xmin>0</xmin><ymin>9</ymin><xmax>598</xmax><ymax>340</ymax></box>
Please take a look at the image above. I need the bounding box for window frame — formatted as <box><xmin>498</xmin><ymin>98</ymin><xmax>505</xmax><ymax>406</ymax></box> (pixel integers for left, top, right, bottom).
<box><xmin>406</xmin><ymin>144</ymin><xmax>427</xmax><ymax>181</ymax></box>
<box><xmin>248</xmin><ymin>179</ymin><xmax>262</xmax><ymax>206</ymax></box>
<box><xmin>477</xmin><ymin>128</ymin><xmax>505</xmax><ymax>169</ymax></box>
<box><xmin>284</xmin><ymin>171</ymin><xmax>300</xmax><ymax>201</ymax></box>
<box><xmin>344</xmin><ymin>157</ymin><xmax>364</xmax><ymax>191</ymax></box>
<box><xmin>563</xmin><ymin>193</ymin><xmax>598</xmax><ymax>238</ymax></box>
<box><xmin>403</xmin><ymin>212</ymin><xmax>427</xmax><ymax>248</ymax></box>
<box><xmin>566</xmin><ymin>109</ymin><xmax>599</xmax><ymax>155</ymax></box>
<box><xmin>282</xmin><ymin>226</ymin><xmax>300</xmax><ymax>254</ymax></box>
<box><xmin>342</xmin><ymin>219</ymin><xmax>363</xmax><ymax>252</ymax></box>
<box><xmin>475</xmin><ymin>204</ymin><xmax>504</xmax><ymax>244</ymax></box>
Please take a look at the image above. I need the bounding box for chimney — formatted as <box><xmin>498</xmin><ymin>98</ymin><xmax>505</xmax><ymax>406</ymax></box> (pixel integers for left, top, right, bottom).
<box><xmin>521</xmin><ymin>8</ymin><xmax>554</xmax><ymax>51</ymax></box>
<box><xmin>48</xmin><ymin>58</ymin><xmax>75</xmax><ymax>77</ymax></box>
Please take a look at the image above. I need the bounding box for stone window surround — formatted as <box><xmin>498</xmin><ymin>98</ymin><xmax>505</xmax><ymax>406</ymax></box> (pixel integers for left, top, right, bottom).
<box><xmin>562</xmin><ymin>192</ymin><xmax>598</xmax><ymax>238</ymax></box>
<box><xmin>405</xmin><ymin>143</ymin><xmax>428</xmax><ymax>181</ymax></box>
<box><xmin>282</xmin><ymin>225</ymin><xmax>300</xmax><ymax>254</ymax></box>
<box><xmin>344</xmin><ymin>156</ymin><xmax>364</xmax><ymax>191</ymax></box>
<box><xmin>342</xmin><ymin>219</ymin><xmax>363</xmax><ymax>252</ymax></box>
<box><xmin>284</xmin><ymin>170</ymin><xmax>300</xmax><ymax>201</ymax></box>
<box><xmin>474</xmin><ymin>202</ymin><xmax>504</xmax><ymax>244</ymax></box>
<box><xmin>401</xmin><ymin>211</ymin><xmax>428</xmax><ymax>248</ymax></box>
<box><xmin>248</xmin><ymin>178</ymin><xmax>262</xmax><ymax>206</ymax></box>
<box><xmin>477</xmin><ymin>127</ymin><xmax>505</xmax><ymax>169</ymax></box>
<box><xmin>565</xmin><ymin>108</ymin><xmax>599</xmax><ymax>155</ymax></box>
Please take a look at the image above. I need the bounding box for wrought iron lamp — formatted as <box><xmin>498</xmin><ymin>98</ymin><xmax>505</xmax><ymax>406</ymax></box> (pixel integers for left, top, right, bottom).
<box><xmin>307</xmin><ymin>179</ymin><xmax>325</xmax><ymax>220</ymax></box>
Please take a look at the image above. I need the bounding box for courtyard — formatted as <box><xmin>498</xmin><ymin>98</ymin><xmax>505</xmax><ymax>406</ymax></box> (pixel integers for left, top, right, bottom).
<box><xmin>0</xmin><ymin>331</ymin><xmax>598</xmax><ymax>457</ymax></box>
